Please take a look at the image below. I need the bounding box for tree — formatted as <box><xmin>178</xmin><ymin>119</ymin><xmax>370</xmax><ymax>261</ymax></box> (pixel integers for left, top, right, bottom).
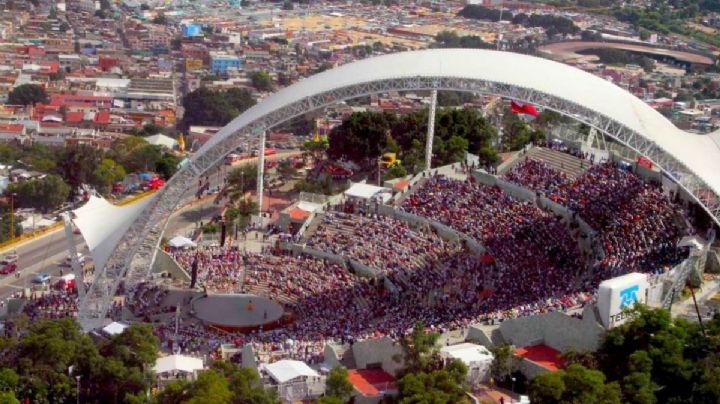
<box><xmin>302</xmin><ymin>136</ymin><xmax>328</xmax><ymax>162</ymax></box>
<box><xmin>328</xmin><ymin>111</ymin><xmax>393</xmax><ymax>164</ymax></box>
<box><xmin>325</xmin><ymin>367</ymin><xmax>353</xmax><ymax>402</ymax></box>
<box><xmin>57</xmin><ymin>144</ymin><xmax>104</xmax><ymax>192</ymax></box>
<box><xmin>8</xmin><ymin>84</ymin><xmax>48</xmax><ymax>106</ymax></box>
<box><xmin>181</xmin><ymin>87</ymin><xmax>255</xmax><ymax>128</ymax></box>
<box><xmin>397</xmin><ymin>359</ymin><xmax>469</xmax><ymax>404</ymax></box>
<box><xmin>210</xmin><ymin>361</ymin><xmax>277</xmax><ymax>404</ymax></box>
<box><xmin>529</xmin><ymin>364</ymin><xmax>621</xmax><ymax>404</ymax></box>
<box><xmin>93</xmin><ymin>158</ymin><xmax>126</xmax><ymax>194</ymax></box>
<box><xmin>7</xmin><ymin>174</ymin><xmax>70</xmax><ymax>213</ymax></box>
<box><xmin>276</xmin><ymin>159</ymin><xmax>297</xmax><ymax>178</ymax></box>
<box><xmin>127</xmin><ymin>144</ymin><xmax>162</xmax><ymax>173</ymax></box>
<box><xmin>0</xmin><ymin>211</ymin><xmax>23</xmax><ymax>244</ymax></box>
<box><xmin>385</xmin><ymin>164</ymin><xmax>408</xmax><ymax>180</ymax></box>
<box><xmin>528</xmin><ymin>371</ymin><xmax>565</xmax><ymax>404</ymax></box>
<box><xmin>155</xmin><ymin>153</ymin><xmax>179</xmax><ymax>180</ymax></box>
<box><xmin>489</xmin><ymin>344</ymin><xmax>519</xmax><ymax>384</ymax></box>
<box><xmin>398</xmin><ymin>322</ymin><xmax>441</xmax><ymax>375</ymax></box>
<box><xmin>249</xmin><ymin>71</ymin><xmax>273</xmax><ymax>91</ymax></box>
<box><xmin>227</xmin><ymin>164</ymin><xmax>258</xmax><ymax>198</ymax></box>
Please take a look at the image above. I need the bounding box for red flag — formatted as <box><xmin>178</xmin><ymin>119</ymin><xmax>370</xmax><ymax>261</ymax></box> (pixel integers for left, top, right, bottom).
<box><xmin>511</xmin><ymin>100</ymin><xmax>539</xmax><ymax>117</ymax></box>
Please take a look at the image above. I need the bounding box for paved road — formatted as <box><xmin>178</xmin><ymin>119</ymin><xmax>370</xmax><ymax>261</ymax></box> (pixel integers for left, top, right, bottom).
<box><xmin>0</xmin><ymin>150</ymin><xmax>301</xmax><ymax>303</ymax></box>
<box><xmin>0</xmin><ymin>231</ymin><xmax>87</xmax><ymax>300</ymax></box>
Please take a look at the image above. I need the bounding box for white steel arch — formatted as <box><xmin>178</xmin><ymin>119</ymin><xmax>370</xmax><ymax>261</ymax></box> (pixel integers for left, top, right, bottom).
<box><xmin>78</xmin><ymin>49</ymin><xmax>720</xmax><ymax>330</ymax></box>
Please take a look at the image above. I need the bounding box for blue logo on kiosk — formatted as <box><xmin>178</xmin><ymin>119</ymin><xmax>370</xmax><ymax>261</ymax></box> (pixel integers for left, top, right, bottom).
<box><xmin>619</xmin><ymin>285</ymin><xmax>639</xmax><ymax>309</ymax></box>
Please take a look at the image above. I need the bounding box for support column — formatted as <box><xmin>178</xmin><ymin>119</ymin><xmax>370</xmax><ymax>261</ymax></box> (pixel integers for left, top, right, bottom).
<box><xmin>425</xmin><ymin>90</ymin><xmax>437</xmax><ymax>171</ymax></box>
<box><xmin>256</xmin><ymin>130</ymin><xmax>266</xmax><ymax>218</ymax></box>
<box><xmin>62</xmin><ymin>213</ymin><xmax>85</xmax><ymax>303</ymax></box>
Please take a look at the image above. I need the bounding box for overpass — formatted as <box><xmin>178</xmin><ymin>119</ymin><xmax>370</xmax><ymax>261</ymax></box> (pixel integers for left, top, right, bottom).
<box><xmin>75</xmin><ymin>48</ymin><xmax>720</xmax><ymax>330</ymax></box>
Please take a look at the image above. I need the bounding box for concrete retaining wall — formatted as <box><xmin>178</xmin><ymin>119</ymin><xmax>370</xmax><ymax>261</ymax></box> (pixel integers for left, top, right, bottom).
<box><xmin>498</xmin><ymin>305</ymin><xmax>605</xmax><ymax>353</ymax></box>
<box><xmin>350</xmin><ymin>337</ymin><xmax>405</xmax><ymax>376</ymax></box>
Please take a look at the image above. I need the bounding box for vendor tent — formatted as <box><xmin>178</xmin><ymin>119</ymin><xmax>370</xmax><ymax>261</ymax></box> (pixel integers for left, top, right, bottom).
<box><xmin>168</xmin><ymin>235</ymin><xmax>197</xmax><ymax>248</ymax></box>
<box><xmin>344</xmin><ymin>183</ymin><xmax>392</xmax><ymax>203</ymax></box>
<box><xmin>102</xmin><ymin>321</ymin><xmax>129</xmax><ymax>336</ymax></box>
<box><xmin>263</xmin><ymin>360</ymin><xmax>319</xmax><ymax>384</ymax></box>
<box><xmin>153</xmin><ymin>354</ymin><xmax>204</xmax><ymax>375</ymax></box>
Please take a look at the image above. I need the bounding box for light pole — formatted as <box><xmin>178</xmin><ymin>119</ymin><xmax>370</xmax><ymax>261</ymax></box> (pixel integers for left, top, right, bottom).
<box><xmin>9</xmin><ymin>192</ymin><xmax>16</xmax><ymax>241</ymax></box>
<box><xmin>511</xmin><ymin>376</ymin><xmax>516</xmax><ymax>403</ymax></box>
<box><xmin>76</xmin><ymin>375</ymin><xmax>81</xmax><ymax>404</ymax></box>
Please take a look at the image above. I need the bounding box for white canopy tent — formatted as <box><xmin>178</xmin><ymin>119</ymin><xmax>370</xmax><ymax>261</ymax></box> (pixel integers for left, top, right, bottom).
<box><xmin>153</xmin><ymin>354</ymin><xmax>204</xmax><ymax>375</ymax></box>
<box><xmin>263</xmin><ymin>360</ymin><xmax>320</xmax><ymax>384</ymax></box>
<box><xmin>168</xmin><ymin>235</ymin><xmax>197</xmax><ymax>248</ymax></box>
<box><xmin>344</xmin><ymin>183</ymin><xmax>392</xmax><ymax>203</ymax></box>
<box><xmin>72</xmin><ymin>195</ymin><xmax>156</xmax><ymax>273</ymax></box>
<box><xmin>145</xmin><ymin>134</ymin><xmax>178</xmax><ymax>150</ymax></box>
<box><xmin>102</xmin><ymin>321</ymin><xmax>129</xmax><ymax>336</ymax></box>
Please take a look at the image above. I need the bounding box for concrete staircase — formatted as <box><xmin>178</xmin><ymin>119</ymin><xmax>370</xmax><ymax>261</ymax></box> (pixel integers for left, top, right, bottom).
<box><xmin>516</xmin><ymin>147</ymin><xmax>589</xmax><ymax>179</ymax></box>
<box><xmin>300</xmin><ymin>213</ymin><xmax>325</xmax><ymax>242</ymax></box>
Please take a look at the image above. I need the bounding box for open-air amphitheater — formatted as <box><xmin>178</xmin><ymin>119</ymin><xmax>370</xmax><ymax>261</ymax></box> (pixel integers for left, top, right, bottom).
<box><xmin>20</xmin><ymin>49</ymin><xmax>720</xmax><ymax>400</ymax></box>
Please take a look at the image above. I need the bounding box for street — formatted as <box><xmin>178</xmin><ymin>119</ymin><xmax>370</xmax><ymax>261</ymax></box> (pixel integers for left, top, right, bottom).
<box><xmin>0</xmin><ymin>150</ymin><xmax>302</xmax><ymax>303</ymax></box>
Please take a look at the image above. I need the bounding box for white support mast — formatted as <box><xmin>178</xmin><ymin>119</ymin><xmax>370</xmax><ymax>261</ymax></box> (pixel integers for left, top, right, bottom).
<box><xmin>62</xmin><ymin>213</ymin><xmax>85</xmax><ymax>302</ymax></box>
<box><xmin>425</xmin><ymin>89</ymin><xmax>437</xmax><ymax>171</ymax></box>
<box><xmin>256</xmin><ymin>130</ymin><xmax>266</xmax><ymax>221</ymax></box>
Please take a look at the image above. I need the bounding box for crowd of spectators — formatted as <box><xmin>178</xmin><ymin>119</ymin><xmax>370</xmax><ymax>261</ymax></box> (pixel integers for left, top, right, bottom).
<box><xmin>13</xmin><ymin>152</ymin><xmax>689</xmax><ymax>365</ymax></box>
<box><xmin>22</xmin><ymin>289</ymin><xmax>78</xmax><ymax>320</ymax></box>
<box><xmin>305</xmin><ymin>211</ymin><xmax>447</xmax><ymax>276</ymax></box>
<box><xmin>503</xmin><ymin>158</ymin><xmax>687</xmax><ymax>282</ymax></box>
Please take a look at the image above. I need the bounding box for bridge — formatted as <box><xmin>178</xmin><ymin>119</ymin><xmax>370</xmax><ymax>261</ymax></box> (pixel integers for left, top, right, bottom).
<box><xmin>74</xmin><ymin>48</ymin><xmax>720</xmax><ymax>330</ymax></box>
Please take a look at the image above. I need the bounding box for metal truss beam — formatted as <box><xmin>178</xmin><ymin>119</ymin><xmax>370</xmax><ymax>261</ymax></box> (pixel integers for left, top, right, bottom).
<box><xmin>78</xmin><ymin>75</ymin><xmax>720</xmax><ymax>331</ymax></box>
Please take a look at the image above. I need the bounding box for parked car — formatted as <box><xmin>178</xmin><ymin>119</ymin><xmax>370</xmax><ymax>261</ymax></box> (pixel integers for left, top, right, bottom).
<box><xmin>0</xmin><ymin>252</ymin><xmax>18</xmax><ymax>266</ymax></box>
<box><xmin>0</xmin><ymin>263</ymin><xmax>16</xmax><ymax>275</ymax></box>
<box><xmin>65</xmin><ymin>253</ymin><xmax>86</xmax><ymax>265</ymax></box>
<box><xmin>32</xmin><ymin>272</ymin><xmax>51</xmax><ymax>284</ymax></box>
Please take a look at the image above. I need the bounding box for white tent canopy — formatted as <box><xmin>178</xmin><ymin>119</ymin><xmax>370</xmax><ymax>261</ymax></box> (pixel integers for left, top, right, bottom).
<box><xmin>263</xmin><ymin>360</ymin><xmax>319</xmax><ymax>384</ymax></box>
<box><xmin>102</xmin><ymin>321</ymin><xmax>129</xmax><ymax>336</ymax></box>
<box><xmin>168</xmin><ymin>235</ymin><xmax>197</xmax><ymax>248</ymax></box>
<box><xmin>153</xmin><ymin>354</ymin><xmax>204</xmax><ymax>375</ymax></box>
<box><xmin>344</xmin><ymin>183</ymin><xmax>392</xmax><ymax>203</ymax></box>
<box><xmin>297</xmin><ymin>201</ymin><xmax>321</xmax><ymax>213</ymax></box>
<box><xmin>440</xmin><ymin>343</ymin><xmax>494</xmax><ymax>367</ymax></box>
<box><xmin>145</xmin><ymin>134</ymin><xmax>178</xmax><ymax>149</ymax></box>
<box><xmin>72</xmin><ymin>195</ymin><xmax>156</xmax><ymax>272</ymax></box>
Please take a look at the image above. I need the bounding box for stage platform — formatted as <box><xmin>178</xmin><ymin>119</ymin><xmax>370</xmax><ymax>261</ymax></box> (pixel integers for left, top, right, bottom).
<box><xmin>192</xmin><ymin>294</ymin><xmax>286</xmax><ymax>332</ymax></box>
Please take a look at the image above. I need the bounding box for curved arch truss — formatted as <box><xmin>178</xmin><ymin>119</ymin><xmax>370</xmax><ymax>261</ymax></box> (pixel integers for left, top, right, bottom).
<box><xmin>77</xmin><ymin>57</ymin><xmax>720</xmax><ymax>330</ymax></box>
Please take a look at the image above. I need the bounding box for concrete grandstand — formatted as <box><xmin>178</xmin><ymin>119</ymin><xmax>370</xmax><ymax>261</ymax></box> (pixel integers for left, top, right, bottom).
<box><xmin>73</xmin><ymin>48</ymin><xmax>720</xmax><ymax>333</ymax></box>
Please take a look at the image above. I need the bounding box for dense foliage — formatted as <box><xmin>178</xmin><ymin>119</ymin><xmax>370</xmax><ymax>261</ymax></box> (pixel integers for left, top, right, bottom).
<box><xmin>0</xmin><ymin>318</ymin><xmax>158</xmax><ymax>404</ymax></box>
<box><xmin>327</xmin><ymin>108</ymin><xmax>499</xmax><ymax>172</ymax></box>
<box><xmin>7</xmin><ymin>84</ymin><xmax>48</xmax><ymax>106</ymax></box>
<box><xmin>181</xmin><ymin>87</ymin><xmax>256</xmax><ymax>128</ymax></box>
<box><xmin>155</xmin><ymin>360</ymin><xmax>277</xmax><ymax>404</ymax></box>
<box><xmin>459</xmin><ymin>5</ymin><xmax>579</xmax><ymax>36</ymax></box>
<box><xmin>395</xmin><ymin>323</ymin><xmax>470</xmax><ymax>403</ymax></box>
<box><xmin>434</xmin><ymin>31</ymin><xmax>493</xmax><ymax>49</ymax></box>
<box><xmin>0</xmin><ymin>138</ymin><xmax>179</xmax><ymax>212</ymax></box>
<box><xmin>528</xmin><ymin>306</ymin><xmax>720</xmax><ymax>404</ymax></box>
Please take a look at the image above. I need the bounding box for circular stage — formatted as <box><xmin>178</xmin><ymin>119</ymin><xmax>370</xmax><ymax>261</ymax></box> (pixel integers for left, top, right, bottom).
<box><xmin>192</xmin><ymin>294</ymin><xmax>286</xmax><ymax>332</ymax></box>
